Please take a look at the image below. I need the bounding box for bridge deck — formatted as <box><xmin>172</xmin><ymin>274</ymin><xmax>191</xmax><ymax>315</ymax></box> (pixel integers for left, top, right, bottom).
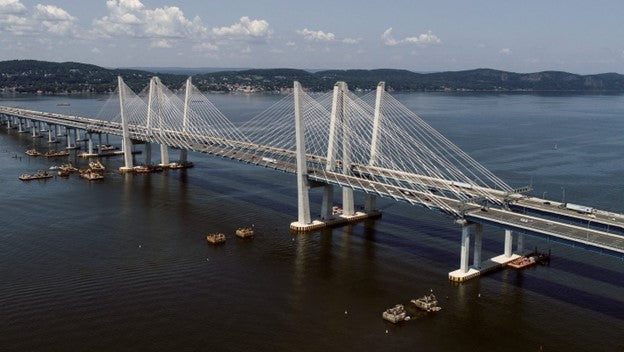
<box><xmin>2</xmin><ymin>105</ymin><xmax>623</xmax><ymax>256</ymax></box>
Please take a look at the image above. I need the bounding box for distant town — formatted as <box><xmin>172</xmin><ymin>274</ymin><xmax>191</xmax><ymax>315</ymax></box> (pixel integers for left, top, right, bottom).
<box><xmin>1</xmin><ymin>60</ymin><xmax>624</xmax><ymax>94</ymax></box>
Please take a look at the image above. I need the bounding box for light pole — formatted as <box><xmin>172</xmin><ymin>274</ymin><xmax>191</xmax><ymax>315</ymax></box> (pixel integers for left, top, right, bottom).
<box><xmin>542</xmin><ymin>191</ymin><xmax>547</xmax><ymax>199</ymax></box>
<box><xmin>561</xmin><ymin>187</ymin><xmax>565</xmax><ymax>204</ymax></box>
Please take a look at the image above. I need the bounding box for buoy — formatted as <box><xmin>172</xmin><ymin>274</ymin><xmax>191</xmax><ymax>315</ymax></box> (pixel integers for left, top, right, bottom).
<box><xmin>344</xmin><ymin>310</ymin><xmax>348</xmax><ymax>315</ymax></box>
<box><xmin>385</xmin><ymin>330</ymin><xmax>389</xmax><ymax>334</ymax></box>
<box><xmin>405</xmin><ymin>316</ymin><xmax>411</xmax><ymax>321</ymax></box>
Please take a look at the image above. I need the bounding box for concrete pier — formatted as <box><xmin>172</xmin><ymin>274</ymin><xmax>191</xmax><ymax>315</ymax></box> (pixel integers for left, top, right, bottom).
<box><xmin>449</xmin><ymin>223</ymin><xmax>522</xmax><ymax>283</ymax></box>
<box><xmin>290</xmin><ymin>210</ymin><xmax>382</xmax><ymax>233</ymax></box>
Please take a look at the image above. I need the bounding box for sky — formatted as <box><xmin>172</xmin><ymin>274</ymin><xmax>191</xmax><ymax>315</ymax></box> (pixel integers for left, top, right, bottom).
<box><xmin>0</xmin><ymin>0</ymin><xmax>623</xmax><ymax>73</ymax></box>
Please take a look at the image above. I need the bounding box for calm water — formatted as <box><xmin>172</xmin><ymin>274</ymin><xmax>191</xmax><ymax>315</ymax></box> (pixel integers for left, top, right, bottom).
<box><xmin>1</xmin><ymin>92</ymin><xmax>623</xmax><ymax>351</ymax></box>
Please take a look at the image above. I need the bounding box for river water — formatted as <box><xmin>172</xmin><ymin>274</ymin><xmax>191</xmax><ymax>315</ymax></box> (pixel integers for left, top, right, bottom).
<box><xmin>0</xmin><ymin>92</ymin><xmax>622</xmax><ymax>351</ymax></box>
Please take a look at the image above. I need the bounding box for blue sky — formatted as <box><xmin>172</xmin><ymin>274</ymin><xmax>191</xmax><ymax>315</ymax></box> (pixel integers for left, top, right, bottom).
<box><xmin>0</xmin><ymin>0</ymin><xmax>622</xmax><ymax>73</ymax></box>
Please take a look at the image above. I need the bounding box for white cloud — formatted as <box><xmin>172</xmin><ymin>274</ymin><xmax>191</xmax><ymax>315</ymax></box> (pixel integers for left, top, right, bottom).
<box><xmin>499</xmin><ymin>48</ymin><xmax>512</xmax><ymax>55</ymax></box>
<box><xmin>94</xmin><ymin>0</ymin><xmax>208</xmax><ymax>39</ymax></box>
<box><xmin>404</xmin><ymin>31</ymin><xmax>440</xmax><ymax>44</ymax></box>
<box><xmin>285</xmin><ymin>41</ymin><xmax>295</xmax><ymax>46</ymax></box>
<box><xmin>297</xmin><ymin>28</ymin><xmax>335</xmax><ymax>42</ymax></box>
<box><xmin>382</xmin><ymin>28</ymin><xmax>441</xmax><ymax>46</ymax></box>
<box><xmin>34</xmin><ymin>4</ymin><xmax>78</xmax><ymax>36</ymax></box>
<box><xmin>212</xmin><ymin>16</ymin><xmax>271</xmax><ymax>41</ymax></box>
<box><xmin>342</xmin><ymin>37</ymin><xmax>361</xmax><ymax>44</ymax></box>
<box><xmin>91</xmin><ymin>47</ymin><xmax>101</xmax><ymax>54</ymax></box>
<box><xmin>0</xmin><ymin>0</ymin><xmax>26</xmax><ymax>14</ymax></box>
<box><xmin>151</xmin><ymin>39</ymin><xmax>172</xmax><ymax>48</ymax></box>
<box><xmin>193</xmin><ymin>42</ymin><xmax>218</xmax><ymax>51</ymax></box>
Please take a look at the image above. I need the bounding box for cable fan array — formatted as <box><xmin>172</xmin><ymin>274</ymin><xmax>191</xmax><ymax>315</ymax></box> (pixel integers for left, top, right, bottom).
<box><xmin>97</xmin><ymin>77</ymin><xmax>512</xmax><ymax>217</ymax></box>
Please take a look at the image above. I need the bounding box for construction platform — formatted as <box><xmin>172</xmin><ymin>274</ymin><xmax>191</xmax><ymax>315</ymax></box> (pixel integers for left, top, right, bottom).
<box><xmin>448</xmin><ymin>253</ymin><xmax>521</xmax><ymax>283</ymax></box>
<box><xmin>80</xmin><ymin>150</ymin><xmax>141</xmax><ymax>158</ymax></box>
<box><xmin>290</xmin><ymin>211</ymin><xmax>382</xmax><ymax>233</ymax></box>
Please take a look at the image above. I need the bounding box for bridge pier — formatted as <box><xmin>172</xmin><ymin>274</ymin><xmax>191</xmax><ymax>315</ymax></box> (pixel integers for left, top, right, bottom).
<box><xmin>6</xmin><ymin>115</ymin><xmax>11</xmax><ymax>129</ymax></box>
<box><xmin>179</xmin><ymin>149</ymin><xmax>188</xmax><ymax>163</ymax></box>
<box><xmin>449</xmin><ymin>222</ymin><xmax>521</xmax><ymax>283</ymax></box>
<box><xmin>145</xmin><ymin>143</ymin><xmax>152</xmax><ymax>165</ymax></box>
<box><xmin>504</xmin><ymin>229</ymin><xmax>513</xmax><ymax>258</ymax></box>
<box><xmin>320</xmin><ymin>185</ymin><xmax>334</xmax><ymax>220</ymax></box>
<box><xmin>18</xmin><ymin>118</ymin><xmax>25</xmax><ymax>133</ymax></box>
<box><xmin>159</xmin><ymin>144</ymin><xmax>170</xmax><ymax>167</ymax></box>
<box><xmin>118</xmin><ymin>76</ymin><xmax>134</xmax><ymax>172</ymax></box>
<box><xmin>364</xmin><ymin>194</ymin><xmax>376</xmax><ymax>212</ymax></box>
<box><xmin>98</xmin><ymin>133</ymin><xmax>103</xmax><ymax>153</ymax></box>
<box><xmin>87</xmin><ymin>134</ymin><xmax>94</xmax><ymax>155</ymax></box>
<box><xmin>517</xmin><ymin>233</ymin><xmax>524</xmax><ymax>254</ymax></box>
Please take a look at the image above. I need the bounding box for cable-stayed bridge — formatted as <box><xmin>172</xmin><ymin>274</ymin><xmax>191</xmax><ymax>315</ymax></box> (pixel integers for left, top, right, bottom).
<box><xmin>1</xmin><ymin>77</ymin><xmax>622</xmax><ymax>282</ymax></box>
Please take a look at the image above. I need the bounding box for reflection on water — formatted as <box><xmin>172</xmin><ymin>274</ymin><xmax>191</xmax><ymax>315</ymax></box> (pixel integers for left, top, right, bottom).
<box><xmin>0</xmin><ymin>93</ymin><xmax>623</xmax><ymax>351</ymax></box>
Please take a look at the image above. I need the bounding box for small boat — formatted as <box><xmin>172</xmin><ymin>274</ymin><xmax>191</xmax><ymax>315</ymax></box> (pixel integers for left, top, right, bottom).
<box><xmin>59</xmin><ymin>163</ymin><xmax>78</xmax><ymax>172</ymax></box>
<box><xmin>180</xmin><ymin>161</ymin><xmax>194</xmax><ymax>168</ymax></box>
<box><xmin>382</xmin><ymin>304</ymin><xmax>406</xmax><ymax>324</ymax></box>
<box><xmin>89</xmin><ymin>160</ymin><xmax>105</xmax><ymax>171</ymax></box>
<box><xmin>206</xmin><ymin>233</ymin><xmax>226</xmax><ymax>244</ymax></box>
<box><xmin>57</xmin><ymin>169</ymin><xmax>71</xmax><ymax>177</ymax></box>
<box><xmin>49</xmin><ymin>165</ymin><xmax>60</xmax><ymax>170</ymax></box>
<box><xmin>507</xmin><ymin>256</ymin><xmax>536</xmax><ymax>269</ymax></box>
<box><xmin>235</xmin><ymin>227</ymin><xmax>254</xmax><ymax>238</ymax></box>
<box><xmin>19</xmin><ymin>170</ymin><xmax>53</xmax><ymax>181</ymax></box>
<box><xmin>45</xmin><ymin>150</ymin><xmax>70</xmax><ymax>158</ymax></box>
<box><xmin>25</xmin><ymin>149</ymin><xmax>40</xmax><ymax>157</ymax></box>
<box><xmin>332</xmin><ymin>206</ymin><xmax>343</xmax><ymax>215</ymax></box>
<box><xmin>133</xmin><ymin>165</ymin><xmax>151</xmax><ymax>173</ymax></box>
<box><xmin>97</xmin><ymin>144</ymin><xmax>116</xmax><ymax>151</ymax></box>
<box><xmin>168</xmin><ymin>162</ymin><xmax>183</xmax><ymax>169</ymax></box>
<box><xmin>81</xmin><ymin>171</ymin><xmax>104</xmax><ymax>180</ymax></box>
<box><xmin>411</xmin><ymin>293</ymin><xmax>442</xmax><ymax>312</ymax></box>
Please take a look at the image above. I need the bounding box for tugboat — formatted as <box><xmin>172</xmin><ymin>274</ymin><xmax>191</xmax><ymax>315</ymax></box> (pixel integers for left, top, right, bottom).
<box><xmin>89</xmin><ymin>160</ymin><xmax>105</xmax><ymax>171</ymax></box>
<box><xmin>180</xmin><ymin>161</ymin><xmax>194</xmax><ymax>168</ymax></box>
<box><xmin>206</xmin><ymin>233</ymin><xmax>226</xmax><ymax>244</ymax></box>
<box><xmin>235</xmin><ymin>227</ymin><xmax>254</xmax><ymax>238</ymax></box>
<box><xmin>80</xmin><ymin>170</ymin><xmax>104</xmax><ymax>180</ymax></box>
<box><xmin>45</xmin><ymin>150</ymin><xmax>70</xmax><ymax>157</ymax></box>
<box><xmin>508</xmin><ymin>249</ymin><xmax>550</xmax><ymax>269</ymax></box>
<box><xmin>382</xmin><ymin>304</ymin><xmax>407</xmax><ymax>324</ymax></box>
<box><xmin>411</xmin><ymin>293</ymin><xmax>442</xmax><ymax>312</ymax></box>
<box><xmin>168</xmin><ymin>162</ymin><xmax>183</xmax><ymax>169</ymax></box>
<box><xmin>25</xmin><ymin>149</ymin><xmax>40</xmax><ymax>157</ymax></box>
<box><xmin>19</xmin><ymin>170</ymin><xmax>53</xmax><ymax>181</ymax></box>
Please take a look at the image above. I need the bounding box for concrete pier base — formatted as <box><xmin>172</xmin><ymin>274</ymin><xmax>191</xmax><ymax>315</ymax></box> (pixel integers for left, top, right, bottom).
<box><xmin>448</xmin><ymin>253</ymin><xmax>521</xmax><ymax>283</ymax></box>
<box><xmin>290</xmin><ymin>210</ymin><xmax>382</xmax><ymax>233</ymax></box>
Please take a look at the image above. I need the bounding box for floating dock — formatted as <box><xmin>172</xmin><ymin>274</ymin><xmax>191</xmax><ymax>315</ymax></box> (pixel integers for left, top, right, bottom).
<box><xmin>290</xmin><ymin>210</ymin><xmax>382</xmax><ymax>233</ymax></box>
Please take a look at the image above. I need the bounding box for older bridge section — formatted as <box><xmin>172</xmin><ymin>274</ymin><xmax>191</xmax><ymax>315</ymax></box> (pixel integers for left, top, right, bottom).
<box><xmin>1</xmin><ymin>76</ymin><xmax>622</xmax><ymax>282</ymax></box>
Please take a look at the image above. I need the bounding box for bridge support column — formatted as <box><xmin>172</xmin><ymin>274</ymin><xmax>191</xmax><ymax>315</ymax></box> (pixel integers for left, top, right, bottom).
<box><xmin>6</xmin><ymin>116</ymin><xmax>11</xmax><ymax>129</ymax></box>
<box><xmin>517</xmin><ymin>233</ymin><xmax>524</xmax><ymax>254</ymax></box>
<box><xmin>31</xmin><ymin>123</ymin><xmax>37</xmax><ymax>137</ymax></box>
<box><xmin>66</xmin><ymin>128</ymin><xmax>72</xmax><ymax>149</ymax></box>
<box><xmin>504</xmin><ymin>229</ymin><xmax>513</xmax><ymax>258</ymax></box>
<box><xmin>364</xmin><ymin>194</ymin><xmax>376</xmax><ymax>212</ymax></box>
<box><xmin>473</xmin><ymin>223</ymin><xmax>483</xmax><ymax>268</ymax></box>
<box><xmin>48</xmin><ymin>127</ymin><xmax>53</xmax><ymax>143</ymax></box>
<box><xmin>320</xmin><ymin>185</ymin><xmax>334</xmax><ymax>220</ymax></box>
<box><xmin>87</xmin><ymin>134</ymin><xmax>94</xmax><ymax>155</ymax></box>
<box><xmin>460</xmin><ymin>223</ymin><xmax>471</xmax><ymax>273</ymax></box>
<box><xmin>18</xmin><ymin>118</ymin><xmax>24</xmax><ymax>133</ymax></box>
<box><xmin>118</xmin><ymin>76</ymin><xmax>134</xmax><ymax>172</ymax></box>
<box><xmin>159</xmin><ymin>144</ymin><xmax>169</xmax><ymax>166</ymax></box>
<box><xmin>179</xmin><ymin>149</ymin><xmax>188</xmax><ymax>163</ymax></box>
<box><xmin>291</xmin><ymin>81</ymin><xmax>311</xmax><ymax>227</ymax></box>
<box><xmin>97</xmin><ymin>133</ymin><xmax>102</xmax><ymax>153</ymax></box>
<box><xmin>144</xmin><ymin>143</ymin><xmax>152</xmax><ymax>165</ymax></box>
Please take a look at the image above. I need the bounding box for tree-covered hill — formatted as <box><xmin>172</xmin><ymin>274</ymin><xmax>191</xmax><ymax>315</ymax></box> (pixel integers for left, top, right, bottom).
<box><xmin>1</xmin><ymin>60</ymin><xmax>624</xmax><ymax>94</ymax></box>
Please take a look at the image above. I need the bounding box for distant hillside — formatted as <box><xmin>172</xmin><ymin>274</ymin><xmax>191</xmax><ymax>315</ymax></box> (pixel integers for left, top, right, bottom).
<box><xmin>1</xmin><ymin>60</ymin><xmax>624</xmax><ymax>94</ymax></box>
<box><xmin>0</xmin><ymin>60</ymin><xmax>184</xmax><ymax>94</ymax></box>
